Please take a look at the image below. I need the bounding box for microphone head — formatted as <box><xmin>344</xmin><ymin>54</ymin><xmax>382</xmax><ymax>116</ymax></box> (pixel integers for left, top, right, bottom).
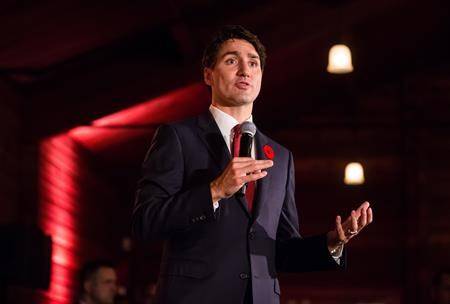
<box><xmin>240</xmin><ymin>121</ymin><xmax>256</xmax><ymax>137</ymax></box>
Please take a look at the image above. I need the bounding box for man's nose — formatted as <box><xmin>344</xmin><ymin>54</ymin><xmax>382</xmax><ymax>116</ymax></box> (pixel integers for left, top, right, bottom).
<box><xmin>237</xmin><ymin>62</ymin><xmax>250</xmax><ymax>77</ymax></box>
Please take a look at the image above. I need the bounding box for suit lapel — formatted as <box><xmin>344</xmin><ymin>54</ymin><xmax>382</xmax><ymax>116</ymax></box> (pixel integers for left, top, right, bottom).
<box><xmin>252</xmin><ymin>129</ymin><xmax>272</xmax><ymax>221</ymax></box>
<box><xmin>196</xmin><ymin>112</ymin><xmax>231</xmax><ymax>172</ymax></box>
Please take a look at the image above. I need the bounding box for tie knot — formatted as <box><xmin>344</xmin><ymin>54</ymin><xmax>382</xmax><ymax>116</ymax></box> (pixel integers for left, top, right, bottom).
<box><xmin>231</xmin><ymin>124</ymin><xmax>241</xmax><ymax>142</ymax></box>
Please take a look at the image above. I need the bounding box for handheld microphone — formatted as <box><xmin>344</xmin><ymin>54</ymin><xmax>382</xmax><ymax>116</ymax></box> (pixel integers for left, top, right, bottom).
<box><xmin>238</xmin><ymin>122</ymin><xmax>257</xmax><ymax>195</ymax></box>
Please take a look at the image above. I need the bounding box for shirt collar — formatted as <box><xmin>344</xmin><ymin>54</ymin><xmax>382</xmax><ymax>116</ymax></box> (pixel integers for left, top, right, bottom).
<box><xmin>209</xmin><ymin>104</ymin><xmax>253</xmax><ymax>139</ymax></box>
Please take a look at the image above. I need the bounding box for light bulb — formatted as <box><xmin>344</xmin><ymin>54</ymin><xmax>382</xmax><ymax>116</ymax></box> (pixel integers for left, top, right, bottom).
<box><xmin>344</xmin><ymin>162</ymin><xmax>365</xmax><ymax>185</ymax></box>
<box><xmin>327</xmin><ymin>44</ymin><xmax>354</xmax><ymax>74</ymax></box>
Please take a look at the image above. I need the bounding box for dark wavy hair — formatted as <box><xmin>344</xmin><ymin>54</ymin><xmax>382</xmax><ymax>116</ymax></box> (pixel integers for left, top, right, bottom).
<box><xmin>202</xmin><ymin>25</ymin><xmax>266</xmax><ymax>70</ymax></box>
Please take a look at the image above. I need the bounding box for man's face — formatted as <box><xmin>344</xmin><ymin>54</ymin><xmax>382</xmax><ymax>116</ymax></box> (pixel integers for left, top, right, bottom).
<box><xmin>86</xmin><ymin>267</ymin><xmax>117</xmax><ymax>304</ymax></box>
<box><xmin>204</xmin><ymin>38</ymin><xmax>263</xmax><ymax>108</ymax></box>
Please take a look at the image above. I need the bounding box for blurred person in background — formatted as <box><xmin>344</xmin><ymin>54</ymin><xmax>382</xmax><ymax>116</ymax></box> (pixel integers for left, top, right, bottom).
<box><xmin>78</xmin><ymin>260</ymin><xmax>118</xmax><ymax>304</ymax></box>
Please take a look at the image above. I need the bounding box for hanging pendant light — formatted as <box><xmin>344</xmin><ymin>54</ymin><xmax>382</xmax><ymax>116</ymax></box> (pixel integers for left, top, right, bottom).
<box><xmin>327</xmin><ymin>44</ymin><xmax>354</xmax><ymax>74</ymax></box>
<box><xmin>344</xmin><ymin>162</ymin><xmax>365</xmax><ymax>185</ymax></box>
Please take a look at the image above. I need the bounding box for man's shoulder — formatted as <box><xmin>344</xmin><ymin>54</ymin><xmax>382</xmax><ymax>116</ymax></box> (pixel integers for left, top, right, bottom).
<box><xmin>158</xmin><ymin>112</ymin><xmax>208</xmax><ymax>137</ymax></box>
<box><xmin>166</xmin><ymin>117</ymin><xmax>196</xmax><ymax>129</ymax></box>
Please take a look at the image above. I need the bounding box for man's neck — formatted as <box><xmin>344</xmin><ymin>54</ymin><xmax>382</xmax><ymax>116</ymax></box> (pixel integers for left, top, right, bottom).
<box><xmin>211</xmin><ymin>102</ymin><xmax>253</xmax><ymax>123</ymax></box>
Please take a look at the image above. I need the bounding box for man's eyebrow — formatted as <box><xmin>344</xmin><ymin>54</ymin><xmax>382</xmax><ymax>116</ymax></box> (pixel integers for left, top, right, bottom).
<box><xmin>220</xmin><ymin>51</ymin><xmax>260</xmax><ymax>60</ymax></box>
<box><xmin>220</xmin><ymin>51</ymin><xmax>240</xmax><ymax>58</ymax></box>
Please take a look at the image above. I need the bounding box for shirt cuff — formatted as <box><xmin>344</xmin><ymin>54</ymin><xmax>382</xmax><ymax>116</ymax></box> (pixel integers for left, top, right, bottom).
<box><xmin>213</xmin><ymin>200</ymin><xmax>219</xmax><ymax>212</ymax></box>
<box><xmin>330</xmin><ymin>243</ymin><xmax>344</xmax><ymax>264</ymax></box>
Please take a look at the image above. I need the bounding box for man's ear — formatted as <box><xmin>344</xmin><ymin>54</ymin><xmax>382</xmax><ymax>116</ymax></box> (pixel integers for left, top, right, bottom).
<box><xmin>203</xmin><ymin>67</ymin><xmax>213</xmax><ymax>86</ymax></box>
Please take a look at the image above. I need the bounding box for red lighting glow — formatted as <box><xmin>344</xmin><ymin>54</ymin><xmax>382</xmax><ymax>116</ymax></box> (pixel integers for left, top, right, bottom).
<box><xmin>38</xmin><ymin>82</ymin><xmax>210</xmax><ymax>303</ymax></box>
<box><xmin>92</xmin><ymin>83</ymin><xmax>209</xmax><ymax>127</ymax></box>
<box><xmin>39</xmin><ymin>135</ymin><xmax>80</xmax><ymax>303</ymax></box>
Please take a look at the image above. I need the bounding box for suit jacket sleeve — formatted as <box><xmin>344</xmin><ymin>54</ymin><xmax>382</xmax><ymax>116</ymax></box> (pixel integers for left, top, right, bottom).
<box><xmin>132</xmin><ymin>124</ymin><xmax>216</xmax><ymax>241</ymax></box>
<box><xmin>275</xmin><ymin>151</ymin><xmax>346</xmax><ymax>272</ymax></box>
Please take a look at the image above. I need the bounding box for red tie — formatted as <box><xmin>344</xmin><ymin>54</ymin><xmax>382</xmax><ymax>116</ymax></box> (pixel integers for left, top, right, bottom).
<box><xmin>232</xmin><ymin>125</ymin><xmax>255</xmax><ymax>212</ymax></box>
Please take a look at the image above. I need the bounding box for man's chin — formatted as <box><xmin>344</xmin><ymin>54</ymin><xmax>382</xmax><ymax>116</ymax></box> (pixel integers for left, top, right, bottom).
<box><xmin>231</xmin><ymin>95</ymin><xmax>255</xmax><ymax>106</ymax></box>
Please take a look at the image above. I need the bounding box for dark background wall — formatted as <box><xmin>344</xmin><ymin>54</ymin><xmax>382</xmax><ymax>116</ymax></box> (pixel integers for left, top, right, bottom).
<box><xmin>0</xmin><ymin>80</ymin><xmax>21</xmax><ymax>224</ymax></box>
<box><xmin>1</xmin><ymin>1</ymin><xmax>449</xmax><ymax>303</ymax></box>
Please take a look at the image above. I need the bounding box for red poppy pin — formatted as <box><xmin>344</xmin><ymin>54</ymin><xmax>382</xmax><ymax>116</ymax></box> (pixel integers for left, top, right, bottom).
<box><xmin>263</xmin><ymin>145</ymin><xmax>274</xmax><ymax>160</ymax></box>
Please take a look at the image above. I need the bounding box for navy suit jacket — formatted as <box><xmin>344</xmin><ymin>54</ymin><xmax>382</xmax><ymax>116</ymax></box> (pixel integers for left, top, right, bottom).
<box><xmin>132</xmin><ymin>112</ymin><xmax>344</xmax><ymax>304</ymax></box>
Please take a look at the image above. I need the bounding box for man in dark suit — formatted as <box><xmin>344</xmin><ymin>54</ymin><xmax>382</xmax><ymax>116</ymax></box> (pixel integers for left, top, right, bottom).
<box><xmin>132</xmin><ymin>25</ymin><xmax>373</xmax><ymax>304</ymax></box>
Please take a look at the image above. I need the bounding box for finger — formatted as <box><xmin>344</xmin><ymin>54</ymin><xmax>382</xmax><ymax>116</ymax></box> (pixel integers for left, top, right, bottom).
<box><xmin>253</xmin><ymin>159</ymin><xmax>274</xmax><ymax>167</ymax></box>
<box><xmin>335</xmin><ymin>215</ymin><xmax>347</xmax><ymax>242</ymax></box>
<box><xmin>232</xmin><ymin>159</ymin><xmax>273</xmax><ymax>170</ymax></box>
<box><xmin>240</xmin><ymin>161</ymin><xmax>274</xmax><ymax>174</ymax></box>
<box><xmin>235</xmin><ymin>158</ymin><xmax>273</xmax><ymax>165</ymax></box>
<box><xmin>367</xmin><ymin>207</ymin><xmax>373</xmax><ymax>224</ymax></box>
<box><xmin>340</xmin><ymin>213</ymin><xmax>352</xmax><ymax>231</ymax></box>
<box><xmin>230</xmin><ymin>161</ymin><xmax>268</xmax><ymax>174</ymax></box>
<box><xmin>351</xmin><ymin>210</ymin><xmax>358</xmax><ymax>232</ymax></box>
<box><xmin>355</xmin><ymin>201</ymin><xmax>370</xmax><ymax>217</ymax></box>
<box><xmin>342</xmin><ymin>212</ymin><xmax>356</xmax><ymax>237</ymax></box>
<box><xmin>231</xmin><ymin>157</ymin><xmax>255</xmax><ymax>162</ymax></box>
<box><xmin>233</xmin><ymin>157</ymin><xmax>275</xmax><ymax>162</ymax></box>
<box><xmin>359</xmin><ymin>205</ymin><xmax>368</xmax><ymax>228</ymax></box>
<box><xmin>231</xmin><ymin>159</ymin><xmax>259</xmax><ymax>169</ymax></box>
<box><xmin>240</xmin><ymin>171</ymin><xmax>268</xmax><ymax>183</ymax></box>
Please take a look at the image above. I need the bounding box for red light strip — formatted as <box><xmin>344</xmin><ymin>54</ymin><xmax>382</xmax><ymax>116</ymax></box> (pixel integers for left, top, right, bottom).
<box><xmin>39</xmin><ymin>135</ymin><xmax>79</xmax><ymax>303</ymax></box>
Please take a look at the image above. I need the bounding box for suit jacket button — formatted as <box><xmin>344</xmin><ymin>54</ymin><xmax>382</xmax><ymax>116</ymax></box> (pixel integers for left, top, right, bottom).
<box><xmin>200</xmin><ymin>215</ymin><xmax>206</xmax><ymax>220</ymax></box>
<box><xmin>239</xmin><ymin>273</ymin><xmax>249</xmax><ymax>280</ymax></box>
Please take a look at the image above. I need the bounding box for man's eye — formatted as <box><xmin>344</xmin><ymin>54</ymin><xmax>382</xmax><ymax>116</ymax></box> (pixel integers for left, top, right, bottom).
<box><xmin>225</xmin><ymin>58</ymin><xmax>236</xmax><ymax>64</ymax></box>
<box><xmin>250</xmin><ymin>61</ymin><xmax>259</xmax><ymax>67</ymax></box>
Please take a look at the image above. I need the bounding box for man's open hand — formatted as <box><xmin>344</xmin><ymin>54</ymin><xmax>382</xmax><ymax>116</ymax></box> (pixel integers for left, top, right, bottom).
<box><xmin>327</xmin><ymin>201</ymin><xmax>373</xmax><ymax>251</ymax></box>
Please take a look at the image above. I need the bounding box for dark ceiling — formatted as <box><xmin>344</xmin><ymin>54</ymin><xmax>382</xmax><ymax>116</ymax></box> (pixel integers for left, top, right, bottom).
<box><xmin>1</xmin><ymin>0</ymin><xmax>449</xmax><ymax>144</ymax></box>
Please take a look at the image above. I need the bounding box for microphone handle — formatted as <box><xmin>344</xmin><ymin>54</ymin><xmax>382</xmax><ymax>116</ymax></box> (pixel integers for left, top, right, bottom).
<box><xmin>239</xmin><ymin>134</ymin><xmax>253</xmax><ymax>157</ymax></box>
<box><xmin>237</xmin><ymin>133</ymin><xmax>253</xmax><ymax>196</ymax></box>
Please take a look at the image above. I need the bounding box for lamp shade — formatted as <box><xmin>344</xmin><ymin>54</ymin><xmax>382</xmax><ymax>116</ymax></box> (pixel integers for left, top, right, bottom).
<box><xmin>327</xmin><ymin>44</ymin><xmax>354</xmax><ymax>74</ymax></box>
<box><xmin>344</xmin><ymin>162</ymin><xmax>365</xmax><ymax>185</ymax></box>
